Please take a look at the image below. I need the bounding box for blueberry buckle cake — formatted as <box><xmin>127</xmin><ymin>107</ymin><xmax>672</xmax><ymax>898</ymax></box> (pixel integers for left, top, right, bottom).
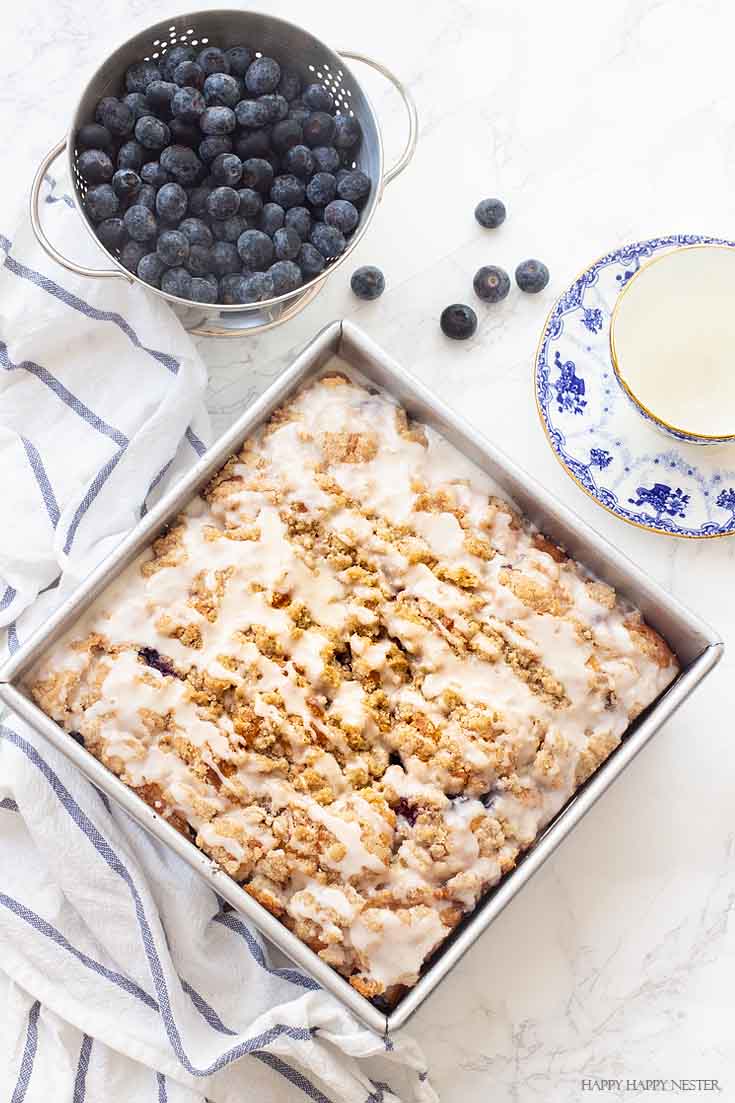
<box><xmin>29</xmin><ymin>368</ymin><xmax>678</xmax><ymax>1004</ymax></box>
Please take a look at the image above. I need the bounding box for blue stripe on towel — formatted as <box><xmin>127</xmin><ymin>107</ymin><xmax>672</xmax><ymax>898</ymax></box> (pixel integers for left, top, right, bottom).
<box><xmin>21</xmin><ymin>437</ymin><xmax>60</xmax><ymax>527</ymax></box>
<box><xmin>63</xmin><ymin>447</ymin><xmax>126</xmax><ymax>554</ymax></box>
<box><xmin>72</xmin><ymin>1035</ymin><xmax>93</xmax><ymax>1102</ymax></box>
<box><xmin>10</xmin><ymin>999</ymin><xmax>40</xmax><ymax>1103</ymax></box>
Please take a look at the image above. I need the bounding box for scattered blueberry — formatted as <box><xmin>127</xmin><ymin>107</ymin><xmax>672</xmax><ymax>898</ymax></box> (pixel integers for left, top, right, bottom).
<box><xmin>78</xmin><ymin>149</ymin><xmax>114</xmax><ymax>184</ymax></box>
<box><xmin>235</xmin><ymin>98</ymin><xmax>270</xmax><ymax>128</ymax></box>
<box><xmin>77</xmin><ymin>123</ymin><xmax>113</xmax><ymax>152</ymax></box>
<box><xmin>140</xmin><ymin>160</ymin><xmax>170</xmax><ymax>188</ymax></box>
<box><xmin>241</xmin><ymin>157</ymin><xmax>274</xmax><ymax>193</ymax></box>
<box><xmin>515</xmin><ymin>258</ymin><xmax>550</xmax><ymax>293</ymax></box>
<box><xmin>137</xmin><ymin>251</ymin><xmax>166</xmax><ymax>287</ymax></box>
<box><xmin>117</xmin><ymin>140</ymin><xmax>146</xmax><ymax>170</ymax></box>
<box><xmin>85</xmin><ymin>184</ymin><xmax>119</xmax><ymax>221</ymax></box>
<box><xmin>245</xmin><ymin>56</ymin><xmax>281</xmax><ymax>95</ymax></box>
<box><xmin>440</xmin><ymin>303</ymin><xmax>477</xmax><ymax>340</ymax></box>
<box><xmin>219</xmin><ymin>273</ymin><xmax>251</xmax><ymax>304</ymax></box>
<box><xmin>288</xmin><ymin>103</ymin><xmax>311</xmax><ymax>127</ymax></box>
<box><xmin>303</xmin><ymin>83</ymin><xmax>334</xmax><ymax>112</ymax></box>
<box><xmin>475</xmin><ymin>197</ymin><xmax>506</xmax><ymax>229</ymax></box>
<box><xmin>298</xmin><ymin>242</ymin><xmax>326</xmax><ymax>277</ymax></box>
<box><xmin>271</xmin><ymin>118</ymin><xmax>302</xmax><ymax>154</ymax></box>
<box><xmin>258</xmin><ymin>94</ymin><xmax>289</xmax><ymax>123</ymax></box>
<box><xmin>95</xmin><ymin>97</ymin><xmax>134</xmax><ymax>136</ymax></box>
<box><xmin>157</xmin><ymin>229</ymin><xmax>190</xmax><ymax>266</ymax></box>
<box><xmin>161</xmin><ymin>266</ymin><xmax>193</xmax><ymax>299</ymax></box>
<box><xmin>273</xmin><ymin>226</ymin><xmax>301</xmax><ymax>260</ymax></box>
<box><xmin>270</xmin><ymin>174</ymin><xmax>305</xmax><ymax>210</ymax></box>
<box><xmin>169</xmin><ymin>118</ymin><xmax>202</xmax><ymax>147</ymax></box>
<box><xmin>210</xmin><ymin>152</ymin><xmax>242</xmax><ymax>187</ymax></box>
<box><xmin>179</xmin><ymin>217</ymin><xmax>213</xmax><ymax>247</ymax></box>
<box><xmin>277</xmin><ymin>67</ymin><xmax>301</xmax><ymax>102</ymax></box>
<box><xmin>187</xmin><ymin>184</ymin><xmax>212</xmax><ymax>217</ymax></box>
<box><xmin>283</xmin><ymin>144</ymin><xmax>315</xmax><ymax>179</ymax></box>
<box><xmin>284</xmin><ymin>205</ymin><xmax>311</xmax><ymax>240</ymax></box>
<box><xmin>160</xmin><ymin>45</ymin><xmax>195</xmax><ymax>82</ymax></box>
<box><xmin>324</xmin><ymin>199</ymin><xmax>359</xmax><ymax>234</ymax></box>
<box><xmin>123</xmin><ymin>203</ymin><xmax>157</xmax><ymax>241</ymax></box>
<box><xmin>136</xmin><ymin>184</ymin><xmax>157</xmax><ymax>212</ymax></box>
<box><xmin>145</xmin><ymin>81</ymin><xmax>178</xmax><ymax>117</ymax></box>
<box><xmin>95</xmin><ymin>217</ymin><xmax>127</xmax><ymax>252</ymax></box>
<box><xmin>394</xmin><ymin>798</ymin><xmax>418</xmax><ymax>826</ymax></box>
<box><xmin>156</xmin><ymin>182</ymin><xmax>188</xmax><ymax>223</ymax></box>
<box><xmin>473</xmin><ymin>265</ymin><xmax>510</xmax><ymax>303</ymax></box>
<box><xmin>303</xmin><ymin>111</ymin><xmax>336</xmax><ymax>148</ymax></box>
<box><xmin>199</xmin><ymin>135</ymin><xmax>232</xmax><ymax>163</ymax></box>
<box><xmin>171</xmin><ymin>86</ymin><xmax>206</xmax><ymax>123</ymax></box>
<box><xmin>269</xmin><ymin>259</ymin><xmax>302</xmax><ymax>294</ymax></box>
<box><xmin>311</xmin><ymin>145</ymin><xmax>340</xmax><ymax>174</ymax></box>
<box><xmin>160</xmin><ymin>145</ymin><xmax>203</xmax><ymax>186</ymax></box>
<box><xmin>351</xmin><ymin>265</ymin><xmax>385</xmax><ymax>300</ymax></box>
<box><xmin>306</xmin><ymin>172</ymin><xmax>336</xmax><ymax>207</ymax></box>
<box><xmin>120</xmin><ymin>240</ymin><xmax>147</xmax><ymax>273</ymax></box>
<box><xmin>204</xmin><ymin>73</ymin><xmax>241</xmax><ymax>108</ymax></box>
<box><xmin>336</xmin><ymin>169</ymin><xmax>370</xmax><ymax>203</ymax></box>
<box><xmin>187</xmin><ymin>243</ymin><xmax>214</xmax><ymax>275</ymax></box>
<box><xmin>237</xmin><ymin>188</ymin><xmax>263</xmax><ymax>219</ymax></box>
<box><xmin>310</xmin><ymin>221</ymin><xmax>346</xmax><ymax>259</ymax></box>
<box><xmin>123</xmin><ymin>93</ymin><xmax>150</xmax><ymax>122</ymax></box>
<box><xmin>217</xmin><ymin>214</ymin><xmax>250</xmax><ymax>242</ymax></box>
<box><xmin>210</xmin><ymin>241</ymin><xmax>241</xmax><ymax>276</ymax></box>
<box><xmin>243</xmin><ymin>271</ymin><xmax>277</xmax><ymax>301</ymax></box>
<box><xmin>235</xmin><ymin>129</ymin><xmax>272</xmax><ymax>160</ymax></box>
<box><xmin>125</xmin><ymin>60</ymin><xmax>161</xmax><ymax>94</ymax></box>
<box><xmin>236</xmin><ymin>228</ymin><xmax>274</xmax><ymax>270</ymax></box>
<box><xmin>200</xmin><ymin>106</ymin><xmax>236</xmax><ymax>135</ymax></box>
<box><xmin>333</xmin><ymin>114</ymin><xmax>362</xmax><ymax>150</ymax></box>
<box><xmin>112</xmin><ymin>168</ymin><xmax>141</xmax><ymax>200</ymax></box>
<box><xmin>206</xmin><ymin>186</ymin><xmax>240</xmax><ymax>220</ymax></box>
<box><xmin>258</xmin><ymin>202</ymin><xmax>285</xmax><ymax>236</ymax></box>
<box><xmin>190</xmin><ymin>275</ymin><xmax>219</xmax><ymax>303</ymax></box>
<box><xmin>173</xmin><ymin>60</ymin><xmax>205</xmax><ymax>89</ymax></box>
<box><xmin>135</xmin><ymin>115</ymin><xmax>170</xmax><ymax>151</ymax></box>
<box><xmin>225</xmin><ymin>45</ymin><xmax>254</xmax><ymax>77</ymax></box>
<box><xmin>198</xmin><ymin>46</ymin><xmax>230</xmax><ymax>76</ymax></box>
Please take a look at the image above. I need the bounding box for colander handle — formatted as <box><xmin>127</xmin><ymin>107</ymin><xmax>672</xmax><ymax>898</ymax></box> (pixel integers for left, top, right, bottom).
<box><xmin>30</xmin><ymin>138</ymin><xmax>133</xmax><ymax>281</ymax></box>
<box><xmin>338</xmin><ymin>52</ymin><xmax>418</xmax><ymax>186</ymax></box>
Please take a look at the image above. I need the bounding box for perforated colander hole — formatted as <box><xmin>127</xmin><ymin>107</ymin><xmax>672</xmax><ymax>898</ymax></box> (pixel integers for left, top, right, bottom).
<box><xmin>152</xmin><ymin>52</ymin><xmax>159</xmax><ymax>58</ymax></box>
<box><xmin>308</xmin><ymin>64</ymin><xmax>315</xmax><ymax>72</ymax></box>
<box><xmin>201</xmin><ymin>37</ymin><xmax>209</xmax><ymax>44</ymax></box>
<box><xmin>153</xmin><ymin>38</ymin><xmax>160</xmax><ymax>45</ymax></box>
<box><xmin>191</xmin><ymin>39</ymin><xmax>199</xmax><ymax>45</ymax></box>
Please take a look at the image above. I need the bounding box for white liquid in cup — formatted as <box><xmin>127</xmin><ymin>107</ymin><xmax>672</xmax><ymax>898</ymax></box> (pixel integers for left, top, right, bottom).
<box><xmin>611</xmin><ymin>246</ymin><xmax>735</xmax><ymax>440</ymax></box>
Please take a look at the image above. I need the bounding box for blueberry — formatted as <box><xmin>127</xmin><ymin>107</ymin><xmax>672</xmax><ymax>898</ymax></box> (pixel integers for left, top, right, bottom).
<box><xmin>306</xmin><ymin>172</ymin><xmax>336</xmax><ymax>207</ymax></box>
<box><xmin>303</xmin><ymin>112</ymin><xmax>336</xmax><ymax>148</ymax></box>
<box><xmin>225</xmin><ymin>45</ymin><xmax>254</xmax><ymax>77</ymax></box>
<box><xmin>269</xmin><ymin>259</ymin><xmax>302</xmax><ymax>295</ymax></box>
<box><xmin>198</xmin><ymin>46</ymin><xmax>230</xmax><ymax>76</ymax></box>
<box><xmin>224</xmin><ymin>214</ymin><xmax>253</xmax><ymax>242</ymax></box>
<box><xmin>273</xmin><ymin>226</ymin><xmax>301</xmax><ymax>261</ymax></box>
<box><xmin>235</xmin><ymin>129</ymin><xmax>272</xmax><ymax>160</ymax></box>
<box><xmin>440</xmin><ymin>303</ymin><xmax>477</xmax><ymax>340</ymax></box>
<box><xmin>473</xmin><ymin>265</ymin><xmax>510</xmax><ymax>303</ymax></box>
<box><xmin>237</xmin><ymin>188</ymin><xmax>263</xmax><ymax>219</ymax></box>
<box><xmin>302</xmin><ymin>83</ymin><xmax>333</xmax><ymax>112</ymax></box>
<box><xmin>123</xmin><ymin>203</ymin><xmax>157</xmax><ymax>242</ymax></box>
<box><xmin>206</xmin><ymin>186</ymin><xmax>240</xmax><ymax>219</ymax></box>
<box><xmin>309</xmin><ymin>222</ymin><xmax>346</xmax><ymax>259</ymax></box>
<box><xmin>298</xmin><ymin>242</ymin><xmax>326</xmax><ymax>278</ymax></box>
<box><xmin>170</xmin><ymin>86</ymin><xmax>205</xmax><ymax>124</ymax></box>
<box><xmin>270</xmin><ymin>174</ymin><xmax>305</xmax><ymax>210</ymax></box>
<box><xmin>157</xmin><ymin>229</ymin><xmax>190</xmax><ymax>267</ymax></box>
<box><xmin>236</xmin><ymin>228</ymin><xmax>274</xmax><ymax>270</ymax></box>
<box><xmin>284</xmin><ymin>205</ymin><xmax>311</xmax><ymax>240</ymax></box>
<box><xmin>336</xmin><ymin>169</ymin><xmax>370</xmax><ymax>203</ymax></box>
<box><xmin>160</xmin><ymin>145</ymin><xmax>203</xmax><ymax>186</ymax></box>
<box><xmin>235</xmin><ymin>99</ymin><xmax>270</xmax><ymax>128</ymax></box>
<box><xmin>200</xmin><ymin>106</ymin><xmax>236</xmax><ymax>135</ymax></box>
<box><xmin>95</xmin><ymin>97</ymin><xmax>134</xmax><ymax>136</ymax></box>
<box><xmin>351</xmin><ymin>265</ymin><xmax>385</xmax><ymax>300</ymax></box>
<box><xmin>134</xmin><ymin>115</ymin><xmax>170</xmax><ymax>151</ymax></box>
<box><xmin>242</xmin><ymin>272</ymin><xmax>276</xmax><ymax>301</ymax></box>
<box><xmin>199</xmin><ymin>135</ymin><xmax>232</xmax><ymax>163</ymax></box>
<box><xmin>160</xmin><ymin>45</ymin><xmax>196</xmax><ymax>82</ymax></box>
<box><xmin>187</xmin><ymin>184</ymin><xmax>211</xmax><ymax>216</ymax></box>
<box><xmin>210</xmin><ymin>241</ymin><xmax>241</xmax><ymax>276</ymax></box>
<box><xmin>241</xmin><ymin>157</ymin><xmax>274</xmax><ymax>193</ymax></box>
<box><xmin>145</xmin><ymin>81</ymin><xmax>178</xmax><ymax>118</ymax></box>
<box><xmin>125</xmin><ymin>61</ymin><xmax>161</xmax><ymax>93</ymax></box>
<box><xmin>258</xmin><ymin>93</ymin><xmax>288</xmax><ymax>123</ymax></box>
<box><xmin>258</xmin><ymin>202</ymin><xmax>285</xmax><ymax>236</ymax></box>
<box><xmin>112</xmin><ymin>169</ymin><xmax>141</xmax><ymax>200</ymax></box>
<box><xmin>179</xmin><ymin>217</ymin><xmax>213</xmax><ymax>247</ymax></box>
<box><xmin>85</xmin><ymin>184</ymin><xmax>119</xmax><ymax>221</ymax></box>
<box><xmin>137</xmin><ymin>251</ymin><xmax>166</xmax><ymax>287</ymax></box>
<box><xmin>136</xmin><ymin>184</ymin><xmax>157</xmax><ymax>212</ymax></box>
<box><xmin>277</xmin><ymin>67</ymin><xmax>301</xmax><ymax>101</ymax></box>
<box><xmin>204</xmin><ymin>73</ymin><xmax>241</xmax><ymax>108</ymax></box>
<box><xmin>141</xmin><ymin>161</ymin><xmax>170</xmax><ymax>188</ymax></box>
<box><xmin>190</xmin><ymin>275</ymin><xmax>219</xmax><ymax>303</ymax></box>
<box><xmin>245</xmin><ymin>56</ymin><xmax>281</xmax><ymax>95</ymax></box>
<box><xmin>170</xmin><ymin>118</ymin><xmax>202</xmax><ymax>147</ymax></box>
<box><xmin>311</xmin><ymin>145</ymin><xmax>340</xmax><ymax>174</ymax></box>
<box><xmin>271</xmin><ymin>119</ymin><xmax>302</xmax><ymax>154</ymax></box>
<box><xmin>219</xmin><ymin>273</ymin><xmax>251</xmax><ymax>304</ymax></box>
<box><xmin>210</xmin><ymin>153</ymin><xmax>242</xmax><ymax>187</ymax></box>
<box><xmin>161</xmin><ymin>266</ymin><xmax>193</xmax><ymax>299</ymax></box>
<box><xmin>123</xmin><ymin>93</ymin><xmax>150</xmax><ymax>122</ymax></box>
<box><xmin>95</xmin><ymin>217</ymin><xmax>126</xmax><ymax>252</ymax></box>
<box><xmin>283</xmin><ymin>144</ymin><xmax>314</xmax><ymax>179</ymax></box>
<box><xmin>515</xmin><ymin>258</ymin><xmax>550</xmax><ymax>293</ymax></box>
<box><xmin>333</xmin><ymin>114</ymin><xmax>362</xmax><ymax>150</ymax></box>
<box><xmin>77</xmin><ymin>123</ymin><xmax>113</xmax><ymax>152</ymax></box>
<box><xmin>173</xmin><ymin>60</ymin><xmax>205</xmax><ymax>89</ymax></box>
<box><xmin>324</xmin><ymin>199</ymin><xmax>359</xmax><ymax>234</ymax></box>
<box><xmin>156</xmin><ymin>182</ymin><xmax>188</xmax><ymax>222</ymax></box>
<box><xmin>78</xmin><ymin>149</ymin><xmax>114</xmax><ymax>184</ymax></box>
<box><xmin>187</xmin><ymin>243</ymin><xmax>213</xmax><ymax>275</ymax></box>
<box><xmin>120</xmin><ymin>240</ymin><xmax>147</xmax><ymax>273</ymax></box>
<box><xmin>474</xmin><ymin>198</ymin><xmax>506</xmax><ymax>229</ymax></box>
<box><xmin>117</xmin><ymin>140</ymin><xmax>146</xmax><ymax>171</ymax></box>
<box><xmin>288</xmin><ymin>103</ymin><xmax>311</xmax><ymax>127</ymax></box>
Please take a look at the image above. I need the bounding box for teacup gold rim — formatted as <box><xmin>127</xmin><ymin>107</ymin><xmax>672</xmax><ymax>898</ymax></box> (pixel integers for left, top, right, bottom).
<box><xmin>609</xmin><ymin>243</ymin><xmax>735</xmax><ymax>444</ymax></box>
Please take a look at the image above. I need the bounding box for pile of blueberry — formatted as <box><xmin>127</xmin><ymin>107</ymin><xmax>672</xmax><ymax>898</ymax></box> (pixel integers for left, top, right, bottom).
<box><xmin>76</xmin><ymin>43</ymin><xmax>371</xmax><ymax>305</ymax></box>
<box><xmin>440</xmin><ymin>198</ymin><xmax>550</xmax><ymax>339</ymax></box>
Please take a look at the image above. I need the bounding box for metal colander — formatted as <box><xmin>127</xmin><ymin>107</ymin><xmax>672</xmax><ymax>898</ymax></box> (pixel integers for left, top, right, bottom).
<box><xmin>30</xmin><ymin>9</ymin><xmax>417</xmax><ymax>337</ymax></box>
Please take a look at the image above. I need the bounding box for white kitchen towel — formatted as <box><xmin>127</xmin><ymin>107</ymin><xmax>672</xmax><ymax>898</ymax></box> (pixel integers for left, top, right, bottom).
<box><xmin>0</xmin><ymin>178</ymin><xmax>436</xmax><ymax>1103</ymax></box>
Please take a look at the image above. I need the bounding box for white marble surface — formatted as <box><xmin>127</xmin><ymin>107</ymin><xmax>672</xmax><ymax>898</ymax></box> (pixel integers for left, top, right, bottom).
<box><xmin>4</xmin><ymin>0</ymin><xmax>735</xmax><ymax>1098</ymax></box>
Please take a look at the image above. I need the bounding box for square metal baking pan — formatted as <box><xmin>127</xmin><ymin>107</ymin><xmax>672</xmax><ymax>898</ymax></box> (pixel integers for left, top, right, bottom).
<box><xmin>0</xmin><ymin>319</ymin><xmax>723</xmax><ymax>1034</ymax></box>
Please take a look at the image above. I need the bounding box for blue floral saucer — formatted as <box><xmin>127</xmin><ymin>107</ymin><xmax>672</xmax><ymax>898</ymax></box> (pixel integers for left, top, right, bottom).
<box><xmin>535</xmin><ymin>234</ymin><xmax>735</xmax><ymax>538</ymax></box>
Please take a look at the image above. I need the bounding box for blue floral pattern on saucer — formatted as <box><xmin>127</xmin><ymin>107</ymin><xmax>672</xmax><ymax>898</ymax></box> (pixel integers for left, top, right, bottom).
<box><xmin>535</xmin><ymin>234</ymin><xmax>735</xmax><ymax>537</ymax></box>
